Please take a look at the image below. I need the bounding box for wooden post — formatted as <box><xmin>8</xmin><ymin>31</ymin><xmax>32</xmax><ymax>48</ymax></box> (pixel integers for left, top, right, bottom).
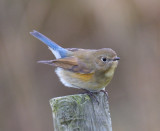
<box><xmin>49</xmin><ymin>92</ymin><xmax>112</xmax><ymax>131</ymax></box>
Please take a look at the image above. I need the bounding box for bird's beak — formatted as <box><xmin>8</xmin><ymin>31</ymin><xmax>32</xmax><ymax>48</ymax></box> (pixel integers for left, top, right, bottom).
<box><xmin>113</xmin><ymin>57</ymin><xmax>120</xmax><ymax>61</ymax></box>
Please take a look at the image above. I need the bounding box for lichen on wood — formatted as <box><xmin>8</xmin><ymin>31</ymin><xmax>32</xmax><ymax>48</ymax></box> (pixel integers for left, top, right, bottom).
<box><xmin>50</xmin><ymin>92</ymin><xmax>112</xmax><ymax>131</ymax></box>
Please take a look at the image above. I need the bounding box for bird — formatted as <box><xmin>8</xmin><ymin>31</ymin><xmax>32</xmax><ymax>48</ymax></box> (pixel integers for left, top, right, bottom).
<box><xmin>30</xmin><ymin>30</ymin><xmax>120</xmax><ymax>92</ymax></box>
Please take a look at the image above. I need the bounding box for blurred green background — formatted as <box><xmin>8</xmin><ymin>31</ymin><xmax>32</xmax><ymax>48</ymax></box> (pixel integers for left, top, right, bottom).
<box><xmin>0</xmin><ymin>0</ymin><xmax>160</xmax><ymax>131</ymax></box>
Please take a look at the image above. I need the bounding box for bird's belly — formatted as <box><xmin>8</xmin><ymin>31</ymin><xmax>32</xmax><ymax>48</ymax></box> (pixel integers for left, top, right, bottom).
<box><xmin>55</xmin><ymin>68</ymin><xmax>108</xmax><ymax>91</ymax></box>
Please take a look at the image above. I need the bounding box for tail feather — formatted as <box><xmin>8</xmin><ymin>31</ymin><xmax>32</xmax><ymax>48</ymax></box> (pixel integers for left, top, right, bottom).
<box><xmin>30</xmin><ymin>30</ymin><xmax>67</xmax><ymax>58</ymax></box>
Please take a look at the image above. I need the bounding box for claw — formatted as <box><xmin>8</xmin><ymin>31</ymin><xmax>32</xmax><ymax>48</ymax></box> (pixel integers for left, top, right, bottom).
<box><xmin>100</xmin><ymin>90</ymin><xmax>108</xmax><ymax>99</ymax></box>
<box><xmin>81</xmin><ymin>89</ymin><xmax>99</xmax><ymax>105</ymax></box>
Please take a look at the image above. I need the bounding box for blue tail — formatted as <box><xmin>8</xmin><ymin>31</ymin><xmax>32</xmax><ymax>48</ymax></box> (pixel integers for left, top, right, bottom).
<box><xmin>30</xmin><ymin>30</ymin><xmax>68</xmax><ymax>58</ymax></box>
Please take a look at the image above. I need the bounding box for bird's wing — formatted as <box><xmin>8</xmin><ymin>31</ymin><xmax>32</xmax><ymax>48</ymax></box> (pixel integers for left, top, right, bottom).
<box><xmin>38</xmin><ymin>57</ymin><xmax>94</xmax><ymax>74</ymax></box>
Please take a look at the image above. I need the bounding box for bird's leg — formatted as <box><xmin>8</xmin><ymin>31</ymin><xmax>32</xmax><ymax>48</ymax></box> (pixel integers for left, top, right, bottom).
<box><xmin>100</xmin><ymin>90</ymin><xmax>108</xmax><ymax>99</ymax></box>
<box><xmin>81</xmin><ymin>89</ymin><xmax>99</xmax><ymax>104</ymax></box>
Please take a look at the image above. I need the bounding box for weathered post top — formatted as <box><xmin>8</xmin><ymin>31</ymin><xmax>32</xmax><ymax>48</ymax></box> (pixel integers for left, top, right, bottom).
<box><xmin>50</xmin><ymin>92</ymin><xmax>112</xmax><ymax>131</ymax></box>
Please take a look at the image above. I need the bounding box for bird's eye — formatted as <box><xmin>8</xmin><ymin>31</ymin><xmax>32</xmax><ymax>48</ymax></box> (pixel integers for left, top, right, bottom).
<box><xmin>101</xmin><ymin>57</ymin><xmax>107</xmax><ymax>62</ymax></box>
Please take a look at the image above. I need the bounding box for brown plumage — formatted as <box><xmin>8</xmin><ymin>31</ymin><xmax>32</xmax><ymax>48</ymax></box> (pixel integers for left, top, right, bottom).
<box><xmin>30</xmin><ymin>30</ymin><xmax>120</xmax><ymax>92</ymax></box>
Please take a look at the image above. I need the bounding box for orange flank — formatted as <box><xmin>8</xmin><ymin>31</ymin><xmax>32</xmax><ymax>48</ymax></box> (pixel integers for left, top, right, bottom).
<box><xmin>72</xmin><ymin>73</ymin><xmax>94</xmax><ymax>82</ymax></box>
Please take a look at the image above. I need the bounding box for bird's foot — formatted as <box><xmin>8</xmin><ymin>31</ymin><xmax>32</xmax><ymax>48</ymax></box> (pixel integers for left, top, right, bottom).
<box><xmin>100</xmin><ymin>90</ymin><xmax>108</xmax><ymax>99</ymax></box>
<box><xmin>81</xmin><ymin>89</ymin><xmax>99</xmax><ymax>105</ymax></box>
